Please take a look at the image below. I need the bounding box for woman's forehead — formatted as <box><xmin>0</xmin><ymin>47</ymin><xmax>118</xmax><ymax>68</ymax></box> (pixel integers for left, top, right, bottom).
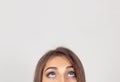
<box><xmin>44</xmin><ymin>56</ymin><xmax>72</xmax><ymax>69</ymax></box>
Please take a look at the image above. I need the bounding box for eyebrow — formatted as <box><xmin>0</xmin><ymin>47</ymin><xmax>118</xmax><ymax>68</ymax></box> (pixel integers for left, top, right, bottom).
<box><xmin>45</xmin><ymin>65</ymin><xmax>73</xmax><ymax>72</ymax></box>
<box><xmin>66</xmin><ymin>66</ymin><xmax>73</xmax><ymax>68</ymax></box>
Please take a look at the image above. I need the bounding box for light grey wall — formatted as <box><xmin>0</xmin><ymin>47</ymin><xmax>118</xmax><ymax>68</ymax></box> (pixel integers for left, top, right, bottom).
<box><xmin>0</xmin><ymin>0</ymin><xmax>120</xmax><ymax>82</ymax></box>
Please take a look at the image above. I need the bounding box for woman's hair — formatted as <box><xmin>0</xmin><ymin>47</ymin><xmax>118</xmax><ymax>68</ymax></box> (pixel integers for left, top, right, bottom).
<box><xmin>34</xmin><ymin>47</ymin><xmax>86</xmax><ymax>82</ymax></box>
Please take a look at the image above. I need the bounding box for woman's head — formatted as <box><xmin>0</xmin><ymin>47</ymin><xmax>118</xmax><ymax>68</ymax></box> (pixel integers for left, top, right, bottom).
<box><xmin>34</xmin><ymin>47</ymin><xmax>85</xmax><ymax>82</ymax></box>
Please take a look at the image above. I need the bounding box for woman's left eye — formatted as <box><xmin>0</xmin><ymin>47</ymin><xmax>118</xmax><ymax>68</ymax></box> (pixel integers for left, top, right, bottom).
<box><xmin>67</xmin><ymin>71</ymin><xmax>76</xmax><ymax>77</ymax></box>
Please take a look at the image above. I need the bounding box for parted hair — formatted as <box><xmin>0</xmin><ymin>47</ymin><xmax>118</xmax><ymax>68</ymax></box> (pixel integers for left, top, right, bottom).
<box><xmin>34</xmin><ymin>47</ymin><xmax>86</xmax><ymax>82</ymax></box>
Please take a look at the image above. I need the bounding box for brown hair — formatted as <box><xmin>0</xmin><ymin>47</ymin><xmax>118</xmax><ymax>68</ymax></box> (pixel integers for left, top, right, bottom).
<box><xmin>34</xmin><ymin>47</ymin><xmax>86</xmax><ymax>82</ymax></box>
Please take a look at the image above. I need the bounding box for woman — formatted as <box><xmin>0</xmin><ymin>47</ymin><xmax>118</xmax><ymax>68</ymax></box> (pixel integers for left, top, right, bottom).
<box><xmin>34</xmin><ymin>47</ymin><xmax>85</xmax><ymax>82</ymax></box>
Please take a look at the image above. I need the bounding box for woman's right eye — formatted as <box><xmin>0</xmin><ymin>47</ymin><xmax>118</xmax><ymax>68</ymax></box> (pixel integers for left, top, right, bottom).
<box><xmin>47</xmin><ymin>72</ymin><xmax>56</xmax><ymax>78</ymax></box>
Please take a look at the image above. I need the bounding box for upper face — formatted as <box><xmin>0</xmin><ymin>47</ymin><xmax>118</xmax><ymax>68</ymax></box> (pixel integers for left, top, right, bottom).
<box><xmin>42</xmin><ymin>55</ymin><xmax>77</xmax><ymax>82</ymax></box>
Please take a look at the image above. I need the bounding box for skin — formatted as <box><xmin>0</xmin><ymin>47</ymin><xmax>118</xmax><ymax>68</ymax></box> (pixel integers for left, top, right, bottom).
<box><xmin>42</xmin><ymin>55</ymin><xmax>77</xmax><ymax>82</ymax></box>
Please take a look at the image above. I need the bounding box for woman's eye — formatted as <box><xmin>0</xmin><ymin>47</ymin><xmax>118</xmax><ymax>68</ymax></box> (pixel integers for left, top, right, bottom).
<box><xmin>67</xmin><ymin>71</ymin><xmax>76</xmax><ymax>77</ymax></box>
<box><xmin>47</xmin><ymin>72</ymin><xmax>56</xmax><ymax>78</ymax></box>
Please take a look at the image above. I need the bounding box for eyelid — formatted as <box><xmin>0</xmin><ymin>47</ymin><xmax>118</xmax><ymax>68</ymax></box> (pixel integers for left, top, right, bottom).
<box><xmin>67</xmin><ymin>71</ymin><xmax>76</xmax><ymax>77</ymax></box>
<box><xmin>45</xmin><ymin>67</ymin><xmax>57</xmax><ymax>72</ymax></box>
<box><xmin>46</xmin><ymin>71</ymin><xmax>56</xmax><ymax>78</ymax></box>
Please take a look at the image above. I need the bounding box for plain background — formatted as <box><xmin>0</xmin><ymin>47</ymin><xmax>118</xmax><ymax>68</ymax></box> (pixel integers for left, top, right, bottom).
<box><xmin>0</xmin><ymin>0</ymin><xmax>120</xmax><ymax>82</ymax></box>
